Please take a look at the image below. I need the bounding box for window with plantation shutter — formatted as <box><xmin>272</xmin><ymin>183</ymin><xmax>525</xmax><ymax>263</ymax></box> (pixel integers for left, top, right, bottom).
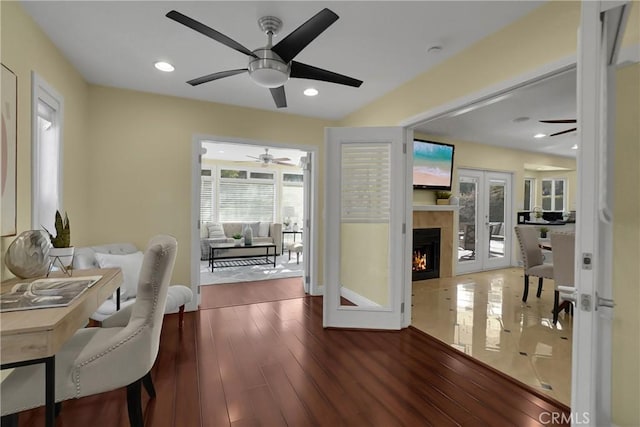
<box><xmin>200</xmin><ymin>169</ymin><xmax>214</xmax><ymax>224</ymax></box>
<box><xmin>341</xmin><ymin>144</ymin><xmax>391</xmax><ymax>223</ymax></box>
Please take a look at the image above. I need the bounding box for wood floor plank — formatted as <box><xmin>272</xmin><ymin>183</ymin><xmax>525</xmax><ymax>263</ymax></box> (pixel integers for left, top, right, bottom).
<box><xmin>14</xmin><ymin>278</ymin><xmax>572</xmax><ymax>427</ymax></box>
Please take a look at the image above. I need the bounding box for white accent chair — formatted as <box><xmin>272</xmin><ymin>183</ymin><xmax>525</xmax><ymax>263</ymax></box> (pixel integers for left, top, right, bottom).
<box><xmin>72</xmin><ymin>242</ymin><xmax>192</xmax><ymax>327</ymax></box>
<box><xmin>0</xmin><ymin>235</ymin><xmax>178</xmax><ymax>427</ymax></box>
<box><xmin>550</xmin><ymin>232</ymin><xmax>575</xmax><ymax>323</ymax></box>
<box><xmin>514</xmin><ymin>226</ymin><xmax>554</xmax><ymax>302</ymax></box>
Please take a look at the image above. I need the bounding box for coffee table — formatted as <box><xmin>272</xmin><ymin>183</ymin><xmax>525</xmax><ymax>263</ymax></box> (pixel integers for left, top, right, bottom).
<box><xmin>209</xmin><ymin>242</ymin><xmax>277</xmax><ymax>272</ymax></box>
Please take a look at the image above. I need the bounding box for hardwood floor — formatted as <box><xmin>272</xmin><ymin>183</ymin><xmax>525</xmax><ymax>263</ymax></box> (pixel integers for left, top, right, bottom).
<box><xmin>14</xmin><ymin>279</ymin><xmax>570</xmax><ymax>426</ymax></box>
<box><xmin>200</xmin><ymin>277</ymin><xmax>305</xmax><ymax>309</ymax></box>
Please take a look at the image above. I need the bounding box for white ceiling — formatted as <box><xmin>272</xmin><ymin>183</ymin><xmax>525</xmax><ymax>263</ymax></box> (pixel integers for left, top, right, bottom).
<box><xmin>415</xmin><ymin>69</ymin><xmax>578</xmax><ymax>158</ymax></box>
<box><xmin>20</xmin><ymin>0</ymin><xmax>543</xmax><ymax>121</ymax></box>
<box><xmin>21</xmin><ymin>1</ymin><xmax>585</xmax><ymax>160</ymax></box>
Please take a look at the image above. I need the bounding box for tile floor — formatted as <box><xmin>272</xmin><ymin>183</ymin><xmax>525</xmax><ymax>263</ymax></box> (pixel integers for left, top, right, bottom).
<box><xmin>411</xmin><ymin>267</ymin><xmax>572</xmax><ymax>406</ymax></box>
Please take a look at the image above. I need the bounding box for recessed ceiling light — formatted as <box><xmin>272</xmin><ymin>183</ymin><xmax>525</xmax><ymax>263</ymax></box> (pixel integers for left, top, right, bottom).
<box><xmin>154</xmin><ymin>61</ymin><xmax>175</xmax><ymax>72</ymax></box>
<box><xmin>534</xmin><ymin>133</ymin><xmax>546</xmax><ymax>139</ymax></box>
<box><xmin>571</xmin><ymin>144</ymin><xmax>578</xmax><ymax>150</ymax></box>
<box><xmin>427</xmin><ymin>45</ymin><xmax>443</xmax><ymax>54</ymax></box>
<box><xmin>303</xmin><ymin>88</ymin><xmax>318</xmax><ymax>97</ymax></box>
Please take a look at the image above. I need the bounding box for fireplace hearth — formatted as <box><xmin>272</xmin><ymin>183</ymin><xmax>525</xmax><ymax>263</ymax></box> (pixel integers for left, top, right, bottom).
<box><xmin>412</xmin><ymin>228</ymin><xmax>441</xmax><ymax>281</ymax></box>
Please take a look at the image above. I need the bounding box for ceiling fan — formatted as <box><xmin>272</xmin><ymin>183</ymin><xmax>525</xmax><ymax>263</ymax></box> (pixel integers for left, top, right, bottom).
<box><xmin>539</xmin><ymin>119</ymin><xmax>577</xmax><ymax>137</ymax></box>
<box><xmin>166</xmin><ymin>8</ymin><xmax>363</xmax><ymax>108</ymax></box>
<box><xmin>248</xmin><ymin>148</ymin><xmax>294</xmax><ymax>166</ymax></box>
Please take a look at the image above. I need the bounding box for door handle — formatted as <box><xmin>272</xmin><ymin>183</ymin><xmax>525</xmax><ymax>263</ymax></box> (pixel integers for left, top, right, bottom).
<box><xmin>557</xmin><ymin>285</ymin><xmax>577</xmax><ymax>303</ymax></box>
<box><xmin>596</xmin><ymin>292</ymin><xmax>615</xmax><ymax>310</ymax></box>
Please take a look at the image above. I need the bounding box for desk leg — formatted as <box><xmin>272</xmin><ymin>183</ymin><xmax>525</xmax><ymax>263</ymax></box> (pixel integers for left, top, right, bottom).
<box><xmin>45</xmin><ymin>356</ymin><xmax>55</xmax><ymax>427</ymax></box>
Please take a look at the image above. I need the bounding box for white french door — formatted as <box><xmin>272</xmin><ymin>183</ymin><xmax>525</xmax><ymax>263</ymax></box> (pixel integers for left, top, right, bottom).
<box><xmin>457</xmin><ymin>169</ymin><xmax>512</xmax><ymax>274</ymax></box>
<box><xmin>572</xmin><ymin>2</ymin><xmax>630</xmax><ymax>424</ymax></box>
<box><xmin>324</xmin><ymin>127</ymin><xmax>410</xmax><ymax>330</ymax></box>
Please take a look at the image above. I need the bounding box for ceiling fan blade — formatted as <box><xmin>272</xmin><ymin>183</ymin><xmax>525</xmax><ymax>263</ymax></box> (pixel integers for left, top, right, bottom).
<box><xmin>246</xmin><ymin>155</ymin><xmax>261</xmax><ymax>160</ymax></box>
<box><xmin>291</xmin><ymin>61</ymin><xmax>363</xmax><ymax>87</ymax></box>
<box><xmin>272</xmin><ymin>157</ymin><xmax>291</xmax><ymax>162</ymax></box>
<box><xmin>270</xmin><ymin>86</ymin><xmax>287</xmax><ymax>108</ymax></box>
<box><xmin>166</xmin><ymin>10</ymin><xmax>258</xmax><ymax>58</ymax></box>
<box><xmin>275</xmin><ymin>161</ymin><xmax>296</xmax><ymax>166</ymax></box>
<box><xmin>539</xmin><ymin>119</ymin><xmax>577</xmax><ymax>123</ymax></box>
<box><xmin>271</xmin><ymin>8</ymin><xmax>339</xmax><ymax>63</ymax></box>
<box><xmin>187</xmin><ymin>69</ymin><xmax>247</xmax><ymax>86</ymax></box>
<box><xmin>549</xmin><ymin>127</ymin><xmax>578</xmax><ymax>137</ymax></box>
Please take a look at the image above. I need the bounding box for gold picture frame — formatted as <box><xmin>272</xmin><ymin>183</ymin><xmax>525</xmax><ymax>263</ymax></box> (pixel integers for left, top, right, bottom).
<box><xmin>1</xmin><ymin>63</ymin><xmax>17</xmax><ymax>236</ymax></box>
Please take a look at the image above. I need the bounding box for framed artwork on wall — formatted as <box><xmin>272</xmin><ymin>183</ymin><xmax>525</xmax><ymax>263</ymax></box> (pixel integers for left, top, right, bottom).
<box><xmin>1</xmin><ymin>63</ymin><xmax>17</xmax><ymax>236</ymax></box>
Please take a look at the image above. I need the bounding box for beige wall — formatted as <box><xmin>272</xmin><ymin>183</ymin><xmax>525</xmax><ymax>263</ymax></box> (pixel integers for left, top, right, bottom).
<box><xmin>612</xmin><ymin>62</ymin><xmax>640</xmax><ymax>427</ymax></box>
<box><xmin>2</xmin><ymin>1</ymin><xmax>638</xmax><ymax>422</ymax></box>
<box><xmin>0</xmin><ymin>1</ymin><xmax>90</xmax><ymax>280</ymax></box>
<box><xmin>85</xmin><ymin>85</ymin><xmax>334</xmax><ymax>285</ymax></box>
<box><xmin>413</xmin><ymin>133</ymin><xmax>577</xmax><ymax>211</ymax></box>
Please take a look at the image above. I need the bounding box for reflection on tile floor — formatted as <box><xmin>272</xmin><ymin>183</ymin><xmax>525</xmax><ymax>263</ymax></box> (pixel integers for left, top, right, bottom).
<box><xmin>411</xmin><ymin>267</ymin><xmax>572</xmax><ymax>406</ymax></box>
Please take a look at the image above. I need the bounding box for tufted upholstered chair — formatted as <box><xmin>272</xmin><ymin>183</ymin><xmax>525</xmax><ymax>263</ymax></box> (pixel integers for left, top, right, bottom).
<box><xmin>73</xmin><ymin>242</ymin><xmax>192</xmax><ymax>327</ymax></box>
<box><xmin>514</xmin><ymin>226</ymin><xmax>554</xmax><ymax>302</ymax></box>
<box><xmin>0</xmin><ymin>235</ymin><xmax>178</xmax><ymax>427</ymax></box>
<box><xmin>550</xmin><ymin>232</ymin><xmax>575</xmax><ymax>323</ymax></box>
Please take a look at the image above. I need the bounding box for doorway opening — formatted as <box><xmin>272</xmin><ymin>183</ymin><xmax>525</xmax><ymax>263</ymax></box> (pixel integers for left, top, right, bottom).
<box><xmin>191</xmin><ymin>136</ymin><xmax>319</xmax><ymax>307</ymax></box>
<box><xmin>405</xmin><ymin>60</ymin><xmax>578</xmax><ymax>406</ymax></box>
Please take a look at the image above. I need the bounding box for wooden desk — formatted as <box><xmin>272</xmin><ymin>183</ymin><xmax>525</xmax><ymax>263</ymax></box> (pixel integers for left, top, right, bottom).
<box><xmin>1</xmin><ymin>268</ymin><xmax>123</xmax><ymax>426</ymax></box>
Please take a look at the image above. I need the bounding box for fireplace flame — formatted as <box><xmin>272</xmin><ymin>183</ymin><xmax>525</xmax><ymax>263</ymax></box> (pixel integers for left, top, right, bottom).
<box><xmin>413</xmin><ymin>250</ymin><xmax>427</xmax><ymax>272</ymax></box>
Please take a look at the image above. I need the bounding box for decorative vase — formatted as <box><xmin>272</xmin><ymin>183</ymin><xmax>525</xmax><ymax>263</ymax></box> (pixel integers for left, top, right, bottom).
<box><xmin>4</xmin><ymin>230</ymin><xmax>51</xmax><ymax>278</ymax></box>
<box><xmin>448</xmin><ymin>196</ymin><xmax>459</xmax><ymax>205</ymax></box>
<box><xmin>243</xmin><ymin>224</ymin><xmax>253</xmax><ymax>245</ymax></box>
<box><xmin>49</xmin><ymin>246</ymin><xmax>75</xmax><ymax>269</ymax></box>
<box><xmin>293</xmin><ymin>223</ymin><xmax>299</xmax><ymax>232</ymax></box>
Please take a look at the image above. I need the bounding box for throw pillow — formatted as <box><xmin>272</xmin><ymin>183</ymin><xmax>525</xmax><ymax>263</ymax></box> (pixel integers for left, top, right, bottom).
<box><xmin>207</xmin><ymin>223</ymin><xmax>226</xmax><ymax>239</ymax></box>
<box><xmin>258</xmin><ymin>222</ymin><xmax>270</xmax><ymax>237</ymax></box>
<box><xmin>200</xmin><ymin>222</ymin><xmax>212</xmax><ymax>239</ymax></box>
<box><xmin>95</xmin><ymin>251</ymin><xmax>144</xmax><ymax>300</ymax></box>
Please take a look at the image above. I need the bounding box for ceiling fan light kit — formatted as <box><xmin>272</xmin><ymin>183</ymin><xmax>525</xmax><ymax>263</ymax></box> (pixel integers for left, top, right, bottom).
<box><xmin>248</xmin><ymin>50</ymin><xmax>290</xmax><ymax>88</ymax></box>
<box><xmin>166</xmin><ymin>8</ymin><xmax>362</xmax><ymax>108</ymax></box>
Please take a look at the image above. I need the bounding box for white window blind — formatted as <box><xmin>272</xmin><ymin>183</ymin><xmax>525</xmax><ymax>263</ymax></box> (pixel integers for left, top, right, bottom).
<box><xmin>341</xmin><ymin>144</ymin><xmax>390</xmax><ymax>222</ymax></box>
<box><xmin>218</xmin><ymin>181</ymin><xmax>275</xmax><ymax>222</ymax></box>
<box><xmin>200</xmin><ymin>170</ymin><xmax>213</xmax><ymax>224</ymax></box>
<box><xmin>282</xmin><ymin>173</ymin><xmax>304</xmax><ymax>224</ymax></box>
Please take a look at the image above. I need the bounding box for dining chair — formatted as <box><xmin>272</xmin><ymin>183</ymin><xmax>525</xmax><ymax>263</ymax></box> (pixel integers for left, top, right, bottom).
<box><xmin>514</xmin><ymin>226</ymin><xmax>554</xmax><ymax>302</ymax></box>
<box><xmin>550</xmin><ymin>232</ymin><xmax>576</xmax><ymax>323</ymax></box>
<box><xmin>0</xmin><ymin>235</ymin><xmax>177</xmax><ymax>427</ymax></box>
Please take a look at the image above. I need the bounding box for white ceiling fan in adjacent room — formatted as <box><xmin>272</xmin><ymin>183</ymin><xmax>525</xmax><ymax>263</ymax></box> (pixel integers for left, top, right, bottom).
<box><xmin>247</xmin><ymin>148</ymin><xmax>295</xmax><ymax>166</ymax></box>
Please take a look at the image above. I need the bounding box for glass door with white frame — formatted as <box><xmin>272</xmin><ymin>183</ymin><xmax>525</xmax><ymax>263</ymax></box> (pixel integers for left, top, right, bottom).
<box><xmin>457</xmin><ymin>169</ymin><xmax>512</xmax><ymax>274</ymax></box>
<box><xmin>324</xmin><ymin>127</ymin><xmax>409</xmax><ymax>330</ymax></box>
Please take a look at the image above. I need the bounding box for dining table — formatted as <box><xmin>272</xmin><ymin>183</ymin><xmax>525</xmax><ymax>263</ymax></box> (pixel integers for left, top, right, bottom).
<box><xmin>1</xmin><ymin>268</ymin><xmax>123</xmax><ymax>427</ymax></box>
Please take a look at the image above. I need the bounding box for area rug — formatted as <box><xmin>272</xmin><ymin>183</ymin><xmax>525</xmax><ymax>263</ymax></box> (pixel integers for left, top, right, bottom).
<box><xmin>200</xmin><ymin>254</ymin><xmax>304</xmax><ymax>285</ymax></box>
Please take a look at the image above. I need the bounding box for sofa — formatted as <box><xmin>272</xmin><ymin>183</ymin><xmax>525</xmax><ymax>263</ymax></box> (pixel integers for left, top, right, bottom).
<box><xmin>72</xmin><ymin>242</ymin><xmax>193</xmax><ymax>325</ymax></box>
<box><xmin>200</xmin><ymin>222</ymin><xmax>282</xmax><ymax>260</ymax></box>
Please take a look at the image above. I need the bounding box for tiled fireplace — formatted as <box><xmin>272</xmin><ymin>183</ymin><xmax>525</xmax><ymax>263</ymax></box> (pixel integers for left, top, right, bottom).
<box><xmin>413</xmin><ymin>206</ymin><xmax>457</xmax><ymax>279</ymax></box>
<box><xmin>412</xmin><ymin>228</ymin><xmax>441</xmax><ymax>281</ymax></box>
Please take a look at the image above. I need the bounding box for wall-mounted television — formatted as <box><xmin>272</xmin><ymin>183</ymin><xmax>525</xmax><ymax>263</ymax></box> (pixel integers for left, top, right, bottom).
<box><xmin>413</xmin><ymin>139</ymin><xmax>455</xmax><ymax>190</ymax></box>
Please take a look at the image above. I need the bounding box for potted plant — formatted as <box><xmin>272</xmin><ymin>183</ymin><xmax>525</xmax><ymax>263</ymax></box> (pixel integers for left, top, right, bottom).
<box><xmin>435</xmin><ymin>191</ymin><xmax>452</xmax><ymax>205</ymax></box>
<box><xmin>43</xmin><ymin>210</ymin><xmax>74</xmax><ymax>268</ymax></box>
<box><xmin>539</xmin><ymin>226</ymin><xmax>549</xmax><ymax>239</ymax></box>
<box><xmin>232</xmin><ymin>233</ymin><xmax>244</xmax><ymax>246</ymax></box>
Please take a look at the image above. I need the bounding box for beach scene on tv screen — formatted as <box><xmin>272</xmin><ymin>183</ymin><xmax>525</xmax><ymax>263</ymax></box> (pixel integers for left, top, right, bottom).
<box><xmin>413</xmin><ymin>142</ymin><xmax>453</xmax><ymax>187</ymax></box>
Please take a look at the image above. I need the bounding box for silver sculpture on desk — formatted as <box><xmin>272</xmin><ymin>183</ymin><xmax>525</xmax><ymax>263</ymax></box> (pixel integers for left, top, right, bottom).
<box><xmin>4</xmin><ymin>230</ymin><xmax>51</xmax><ymax>278</ymax></box>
